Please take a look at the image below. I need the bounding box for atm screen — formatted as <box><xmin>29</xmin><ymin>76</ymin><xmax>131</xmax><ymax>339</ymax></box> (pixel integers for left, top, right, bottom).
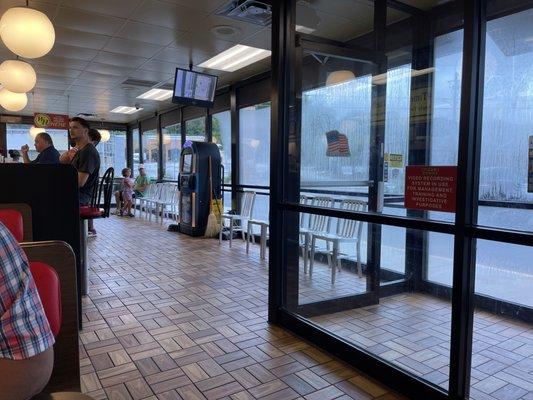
<box><xmin>182</xmin><ymin>154</ymin><xmax>192</xmax><ymax>173</ymax></box>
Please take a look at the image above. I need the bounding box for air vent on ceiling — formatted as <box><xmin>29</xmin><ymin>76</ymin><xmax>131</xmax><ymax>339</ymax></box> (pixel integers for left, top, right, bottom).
<box><xmin>217</xmin><ymin>0</ymin><xmax>272</xmax><ymax>26</ymax></box>
<box><xmin>121</xmin><ymin>78</ymin><xmax>160</xmax><ymax>88</ymax></box>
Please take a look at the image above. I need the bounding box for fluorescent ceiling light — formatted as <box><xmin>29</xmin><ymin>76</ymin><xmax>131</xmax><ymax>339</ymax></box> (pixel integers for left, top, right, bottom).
<box><xmin>296</xmin><ymin>25</ymin><xmax>315</xmax><ymax>34</ymax></box>
<box><xmin>110</xmin><ymin>106</ymin><xmax>142</xmax><ymax>114</ymax></box>
<box><xmin>137</xmin><ymin>88</ymin><xmax>173</xmax><ymax>101</ymax></box>
<box><xmin>198</xmin><ymin>44</ymin><xmax>271</xmax><ymax>72</ymax></box>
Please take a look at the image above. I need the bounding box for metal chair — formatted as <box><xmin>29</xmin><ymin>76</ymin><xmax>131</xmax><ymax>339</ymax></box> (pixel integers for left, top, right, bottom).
<box><xmin>155</xmin><ymin>183</ymin><xmax>179</xmax><ymax>224</ymax></box>
<box><xmin>309</xmin><ymin>199</ymin><xmax>366</xmax><ymax>284</ymax></box>
<box><xmin>246</xmin><ymin>219</ymin><xmax>269</xmax><ymax>259</ymax></box>
<box><xmin>219</xmin><ymin>191</ymin><xmax>256</xmax><ymax>247</ymax></box>
<box><xmin>299</xmin><ymin>196</ymin><xmax>334</xmax><ymax>274</ymax></box>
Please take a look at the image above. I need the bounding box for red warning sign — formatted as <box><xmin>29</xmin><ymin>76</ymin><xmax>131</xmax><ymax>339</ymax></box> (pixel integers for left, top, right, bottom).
<box><xmin>405</xmin><ymin>166</ymin><xmax>457</xmax><ymax>212</ymax></box>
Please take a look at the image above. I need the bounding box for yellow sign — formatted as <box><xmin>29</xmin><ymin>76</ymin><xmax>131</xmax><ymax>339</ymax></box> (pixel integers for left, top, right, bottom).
<box><xmin>384</xmin><ymin>153</ymin><xmax>403</xmax><ymax>168</ymax></box>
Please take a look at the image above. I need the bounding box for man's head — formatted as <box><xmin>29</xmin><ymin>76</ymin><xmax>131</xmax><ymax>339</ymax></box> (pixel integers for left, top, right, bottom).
<box><xmin>34</xmin><ymin>132</ymin><xmax>53</xmax><ymax>153</ymax></box>
<box><xmin>138</xmin><ymin>165</ymin><xmax>146</xmax><ymax>176</ymax></box>
<box><xmin>69</xmin><ymin>117</ymin><xmax>90</xmax><ymax>142</ymax></box>
<box><xmin>88</xmin><ymin>129</ymin><xmax>102</xmax><ymax>146</ymax></box>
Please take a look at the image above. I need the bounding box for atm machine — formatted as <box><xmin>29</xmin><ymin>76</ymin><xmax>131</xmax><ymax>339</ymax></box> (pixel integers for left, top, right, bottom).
<box><xmin>178</xmin><ymin>141</ymin><xmax>221</xmax><ymax>236</ymax></box>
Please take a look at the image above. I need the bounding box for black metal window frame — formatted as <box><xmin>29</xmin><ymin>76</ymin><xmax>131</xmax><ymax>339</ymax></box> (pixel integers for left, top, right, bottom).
<box><xmin>269</xmin><ymin>1</ymin><xmax>533</xmax><ymax>400</ymax></box>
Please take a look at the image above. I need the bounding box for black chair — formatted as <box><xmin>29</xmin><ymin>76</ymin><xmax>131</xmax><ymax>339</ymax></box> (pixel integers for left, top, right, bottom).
<box><xmin>79</xmin><ymin>167</ymin><xmax>114</xmax><ymax>295</ymax></box>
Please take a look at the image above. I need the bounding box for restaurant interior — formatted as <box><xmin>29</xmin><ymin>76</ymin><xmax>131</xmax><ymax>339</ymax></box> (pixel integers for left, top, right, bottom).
<box><xmin>0</xmin><ymin>1</ymin><xmax>531</xmax><ymax>400</ymax></box>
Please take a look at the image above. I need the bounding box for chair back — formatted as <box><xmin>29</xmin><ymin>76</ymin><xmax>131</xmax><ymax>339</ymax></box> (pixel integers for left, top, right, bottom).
<box><xmin>309</xmin><ymin>196</ymin><xmax>334</xmax><ymax>232</ymax></box>
<box><xmin>90</xmin><ymin>167</ymin><xmax>114</xmax><ymax>218</ymax></box>
<box><xmin>144</xmin><ymin>183</ymin><xmax>155</xmax><ymax>199</ymax></box>
<box><xmin>0</xmin><ymin>209</ymin><xmax>24</xmax><ymax>242</ymax></box>
<box><xmin>299</xmin><ymin>195</ymin><xmax>311</xmax><ymax>228</ymax></box>
<box><xmin>336</xmin><ymin>199</ymin><xmax>366</xmax><ymax>238</ymax></box>
<box><xmin>30</xmin><ymin>261</ymin><xmax>61</xmax><ymax>338</ymax></box>
<box><xmin>240</xmin><ymin>191</ymin><xmax>256</xmax><ymax>219</ymax></box>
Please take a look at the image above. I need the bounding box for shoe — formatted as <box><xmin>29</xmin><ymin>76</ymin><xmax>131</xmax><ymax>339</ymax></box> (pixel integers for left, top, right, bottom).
<box><xmin>88</xmin><ymin>230</ymin><xmax>97</xmax><ymax>237</ymax></box>
<box><xmin>127</xmin><ymin>213</ymin><xmax>134</xmax><ymax>217</ymax></box>
<box><xmin>114</xmin><ymin>209</ymin><xmax>121</xmax><ymax>215</ymax></box>
<box><xmin>120</xmin><ymin>211</ymin><xmax>124</xmax><ymax>217</ymax></box>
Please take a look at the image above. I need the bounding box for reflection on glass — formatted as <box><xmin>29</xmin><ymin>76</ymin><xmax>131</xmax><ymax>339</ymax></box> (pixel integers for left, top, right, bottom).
<box><xmin>141</xmin><ymin>129</ymin><xmax>158</xmax><ymax>180</ymax></box>
<box><xmin>96</xmin><ymin>130</ymin><xmax>127</xmax><ymax>176</ymax></box>
<box><xmin>478</xmin><ymin>8</ymin><xmax>533</xmax><ymax>232</ymax></box>
<box><xmin>239</xmin><ymin>102</ymin><xmax>271</xmax><ymax>187</ymax></box>
<box><xmin>471</xmin><ymin>240</ymin><xmax>533</xmax><ymax>400</ymax></box>
<box><xmin>185</xmin><ymin>116</ymin><xmax>206</xmax><ymax>142</ymax></box>
<box><xmin>162</xmin><ymin>123</ymin><xmax>181</xmax><ymax>180</ymax></box>
<box><xmin>212</xmin><ymin>111</ymin><xmax>231</xmax><ymax>184</ymax></box>
<box><xmin>132</xmin><ymin>128</ymin><xmax>140</xmax><ymax>174</ymax></box>
<box><xmin>6</xmin><ymin>124</ymin><xmax>69</xmax><ymax>160</ymax></box>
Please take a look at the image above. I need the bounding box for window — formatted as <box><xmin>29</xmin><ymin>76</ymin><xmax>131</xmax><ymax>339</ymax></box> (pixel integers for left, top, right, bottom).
<box><xmin>96</xmin><ymin>130</ymin><xmax>126</xmax><ymax>176</ymax></box>
<box><xmin>6</xmin><ymin>124</ymin><xmax>69</xmax><ymax>161</ymax></box>
<box><xmin>141</xmin><ymin>129</ymin><xmax>158</xmax><ymax>180</ymax></box>
<box><xmin>185</xmin><ymin>116</ymin><xmax>205</xmax><ymax>142</ymax></box>
<box><xmin>162</xmin><ymin>123</ymin><xmax>181</xmax><ymax>181</ymax></box>
<box><xmin>212</xmin><ymin>111</ymin><xmax>231</xmax><ymax>184</ymax></box>
<box><xmin>132</xmin><ymin>128</ymin><xmax>140</xmax><ymax>174</ymax></box>
<box><xmin>239</xmin><ymin>102</ymin><xmax>271</xmax><ymax>187</ymax></box>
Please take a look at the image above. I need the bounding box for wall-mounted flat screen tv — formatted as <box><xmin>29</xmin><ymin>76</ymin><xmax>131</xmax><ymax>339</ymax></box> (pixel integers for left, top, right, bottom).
<box><xmin>172</xmin><ymin>68</ymin><xmax>218</xmax><ymax>108</ymax></box>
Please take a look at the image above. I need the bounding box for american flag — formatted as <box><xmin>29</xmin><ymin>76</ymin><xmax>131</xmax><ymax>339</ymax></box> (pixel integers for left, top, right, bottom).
<box><xmin>326</xmin><ymin>130</ymin><xmax>350</xmax><ymax>157</ymax></box>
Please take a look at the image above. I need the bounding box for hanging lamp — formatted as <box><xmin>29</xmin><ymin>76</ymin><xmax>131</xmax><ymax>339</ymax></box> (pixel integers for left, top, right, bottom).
<box><xmin>0</xmin><ymin>59</ymin><xmax>36</xmax><ymax>93</ymax></box>
<box><xmin>0</xmin><ymin>87</ymin><xmax>27</xmax><ymax>111</ymax></box>
<box><xmin>0</xmin><ymin>4</ymin><xmax>55</xmax><ymax>59</ymax></box>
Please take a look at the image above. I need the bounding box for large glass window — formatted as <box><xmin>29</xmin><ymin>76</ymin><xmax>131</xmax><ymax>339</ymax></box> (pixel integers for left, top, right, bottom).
<box><xmin>212</xmin><ymin>111</ymin><xmax>231</xmax><ymax>184</ymax></box>
<box><xmin>239</xmin><ymin>102</ymin><xmax>271</xmax><ymax>187</ymax></box>
<box><xmin>6</xmin><ymin>124</ymin><xmax>69</xmax><ymax>161</ymax></box>
<box><xmin>162</xmin><ymin>123</ymin><xmax>181</xmax><ymax>181</ymax></box>
<box><xmin>185</xmin><ymin>116</ymin><xmax>205</xmax><ymax>142</ymax></box>
<box><xmin>132</xmin><ymin>128</ymin><xmax>140</xmax><ymax>174</ymax></box>
<box><xmin>96</xmin><ymin>130</ymin><xmax>126</xmax><ymax>176</ymax></box>
<box><xmin>141</xmin><ymin>129</ymin><xmax>158</xmax><ymax>180</ymax></box>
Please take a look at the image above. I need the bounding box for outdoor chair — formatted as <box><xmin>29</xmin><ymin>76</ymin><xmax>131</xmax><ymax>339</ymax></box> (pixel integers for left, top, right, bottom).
<box><xmin>219</xmin><ymin>191</ymin><xmax>256</xmax><ymax>247</ymax></box>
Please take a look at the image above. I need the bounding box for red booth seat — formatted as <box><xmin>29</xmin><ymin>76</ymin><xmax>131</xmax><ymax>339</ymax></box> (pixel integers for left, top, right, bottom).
<box><xmin>30</xmin><ymin>261</ymin><xmax>62</xmax><ymax>338</ymax></box>
<box><xmin>0</xmin><ymin>209</ymin><xmax>24</xmax><ymax>242</ymax></box>
<box><xmin>79</xmin><ymin>206</ymin><xmax>103</xmax><ymax>219</ymax></box>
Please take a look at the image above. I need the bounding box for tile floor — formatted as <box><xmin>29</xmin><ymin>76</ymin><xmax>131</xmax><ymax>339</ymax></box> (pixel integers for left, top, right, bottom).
<box><xmin>81</xmin><ymin>216</ymin><xmax>406</xmax><ymax>400</ymax></box>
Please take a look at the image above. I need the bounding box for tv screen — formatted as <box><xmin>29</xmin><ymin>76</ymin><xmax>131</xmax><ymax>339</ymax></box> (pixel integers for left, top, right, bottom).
<box><xmin>172</xmin><ymin>68</ymin><xmax>218</xmax><ymax>108</ymax></box>
<box><xmin>182</xmin><ymin>153</ymin><xmax>193</xmax><ymax>173</ymax></box>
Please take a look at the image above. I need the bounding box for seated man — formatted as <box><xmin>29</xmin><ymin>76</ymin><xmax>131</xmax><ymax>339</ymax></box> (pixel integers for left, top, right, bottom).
<box><xmin>134</xmin><ymin>165</ymin><xmax>150</xmax><ymax>197</ymax></box>
<box><xmin>21</xmin><ymin>132</ymin><xmax>60</xmax><ymax>164</ymax></box>
<box><xmin>0</xmin><ymin>222</ymin><xmax>55</xmax><ymax>400</ymax></box>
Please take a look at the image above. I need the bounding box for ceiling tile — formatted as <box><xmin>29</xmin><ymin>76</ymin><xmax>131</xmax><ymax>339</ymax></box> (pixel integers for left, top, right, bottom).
<box><xmin>241</xmin><ymin>28</ymin><xmax>271</xmax><ymax>51</ymax></box>
<box><xmin>48</xmin><ymin>44</ymin><xmax>99</xmax><ymax>61</ymax></box>
<box><xmin>161</xmin><ymin>0</ymin><xmax>227</xmax><ymax>14</ymax></box>
<box><xmin>104</xmin><ymin>37</ymin><xmax>163</xmax><ymax>59</ymax></box>
<box><xmin>53</xmin><ymin>7</ymin><xmax>124</xmax><ymax>36</ymax></box>
<box><xmin>93</xmin><ymin>51</ymin><xmax>148</xmax><ymax>68</ymax></box>
<box><xmin>140</xmin><ymin>59</ymin><xmax>183</xmax><ymax>74</ymax></box>
<box><xmin>171</xmin><ymin>32</ymin><xmax>236</xmax><ymax>60</ymax></box>
<box><xmin>130</xmin><ymin>0</ymin><xmax>207</xmax><ymax>31</ymax></box>
<box><xmin>29</xmin><ymin>55</ymin><xmax>90</xmax><ymax>71</ymax></box>
<box><xmin>116</xmin><ymin>21</ymin><xmax>184</xmax><ymax>46</ymax></box>
<box><xmin>85</xmin><ymin>62</ymin><xmax>135</xmax><ymax>77</ymax></box>
<box><xmin>59</xmin><ymin>0</ymin><xmax>143</xmax><ymax>18</ymax></box>
<box><xmin>54</xmin><ymin>27</ymin><xmax>110</xmax><ymax>50</ymax></box>
<box><xmin>126</xmin><ymin>69</ymin><xmax>174</xmax><ymax>83</ymax></box>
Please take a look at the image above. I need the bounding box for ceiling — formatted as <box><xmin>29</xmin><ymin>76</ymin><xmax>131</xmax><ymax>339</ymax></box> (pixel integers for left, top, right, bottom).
<box><xmin>0</xmin><ymin>0</ymin><xmax>434</xmax><ymax>124</ymax></box>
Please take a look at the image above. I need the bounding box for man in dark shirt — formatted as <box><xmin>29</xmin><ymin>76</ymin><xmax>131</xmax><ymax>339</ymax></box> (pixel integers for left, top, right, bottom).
<box><xmin>20</xmin><ymin>132</ymin><xmax>60</xmax><ymax>164</ymax></box>
<box><xmin>69</xmin><ymin>117</ymin><xmax>100</xmax><ymax>205</ymax></box>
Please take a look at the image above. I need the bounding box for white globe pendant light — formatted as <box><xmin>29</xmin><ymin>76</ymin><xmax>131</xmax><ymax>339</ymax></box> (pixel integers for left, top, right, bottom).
<box><xmin>29</xmin><ymin>126</ymin><xmax>46</xmax><ymax>139</ymax></box>
<box><xmin>99</xmin><ymin>129</ymin><xmax>110</xmax><ymax>143</ymax></box>
<box><xmin>0</xmin><ymin>88</ymin><xmax>27</xmax><ymax>111</ymax></box>
<box><xmin>0</xmin><ymin>59</ymin><xmax>36</xmax><ymax>93</ymax></box>
<box><xmin>326</xmin><ymin>70</ymin><xmax>355</xmax><ymax>86</ymax></box>
<box><xmin>0</xmin><ymin>7</ymin><xmax>55</xmax><ymax>59</ymax></box>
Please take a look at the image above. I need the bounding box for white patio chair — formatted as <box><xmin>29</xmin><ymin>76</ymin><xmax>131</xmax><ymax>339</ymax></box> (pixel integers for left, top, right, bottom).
<box><xmin>155</xmin><ymin>184</ymin><xmax>179</xmax><ymax>224</ymax></box>
<box><xmin>142</xmin><ymin>183</ymin><xmax>163</xmax><ymax>221</ymax></box>
<box><xmin>219</xmin><ymin>191</ymin><xmax>256</xmax><ymax>247</ymax></box>
<box><xmin>309</xmin><ymin>199</ymin><xmax>366</xmax><ymax>284</ymax></box>
<box><xmin>134</xmin><ymin>183</ymin><xmax>154</xmax><ymax>217</ymax></box>
<box><xmin>299</xmin><ymin>196</ymin><xmax>334</xmax><ymax>274</ymax></box>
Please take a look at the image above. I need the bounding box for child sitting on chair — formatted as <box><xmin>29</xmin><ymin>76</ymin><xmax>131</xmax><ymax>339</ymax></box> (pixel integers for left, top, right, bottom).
<box><xmin>121</xmin><ymin>168</ymin><xmax>134</xmax><ymax>217</ymax></box>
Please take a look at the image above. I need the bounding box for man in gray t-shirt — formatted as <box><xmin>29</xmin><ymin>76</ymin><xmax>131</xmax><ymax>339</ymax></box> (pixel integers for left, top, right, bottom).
<box><xmin>69</xmin><ymin>117</ymin><xmax>101</xmax><ymax>205</ymax></box>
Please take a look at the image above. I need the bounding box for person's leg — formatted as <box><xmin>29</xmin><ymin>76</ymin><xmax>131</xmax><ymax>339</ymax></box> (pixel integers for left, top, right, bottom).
<box><xmin>114</xmin><ymin>191</ymin><xmax>122</xmax><ymax>214</ymax></box>
<box><xmin>0</xmin><ymin>347</ymin><xmax>54</xmax><ymax>400</ymax></box>
<box><xmin>88</xmin><ymin>218</ymin><xmax>96</xmax><ymax>236</ymax></box>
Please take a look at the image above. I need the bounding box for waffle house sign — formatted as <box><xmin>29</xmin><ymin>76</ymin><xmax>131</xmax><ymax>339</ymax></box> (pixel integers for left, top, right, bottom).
<box><xmin>34</xmin><ymin>113</ymin><xmax>69</xmax><ymax>129</ymax></box>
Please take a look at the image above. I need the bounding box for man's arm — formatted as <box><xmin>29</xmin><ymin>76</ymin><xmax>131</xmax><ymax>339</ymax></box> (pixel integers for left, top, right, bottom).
<box><xmin>21</xmin><ymin>145</ymin><xmax>31</xmax><ymax>164</ymax></box>
<box><xmin>78</xmin><ymin>171</ymin><xmax>89</xmax><ymax>188</ymax></box>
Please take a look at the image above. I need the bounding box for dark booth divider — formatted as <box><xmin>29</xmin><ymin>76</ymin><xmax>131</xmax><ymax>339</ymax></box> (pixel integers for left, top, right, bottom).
<box><xmin>0</xmin><ymin>164</ymin><xmax>82</xmax><ymax>323</ymax></box>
